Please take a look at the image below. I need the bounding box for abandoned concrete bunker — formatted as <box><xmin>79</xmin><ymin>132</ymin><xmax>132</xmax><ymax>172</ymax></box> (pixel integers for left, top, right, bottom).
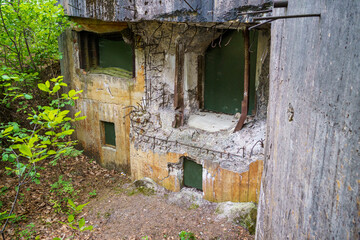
<box><xmin>59</xmin><ymin>0</ymin><xmax>271</xmax><ymax>203</ymax></box>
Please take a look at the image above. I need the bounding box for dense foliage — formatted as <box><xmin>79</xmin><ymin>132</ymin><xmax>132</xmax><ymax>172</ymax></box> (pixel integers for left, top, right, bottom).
<box><xmin>0</xmin><ymin>0</ymin><xmax>70</xmax><ymax>73</ymax></box>
<box><xmin>0</xmin><ymin>1</ymin><xmax>88</xmax><ymax>238</ymax></box>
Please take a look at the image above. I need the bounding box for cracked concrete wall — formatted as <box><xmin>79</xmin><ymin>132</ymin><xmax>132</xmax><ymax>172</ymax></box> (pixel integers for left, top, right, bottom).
<box><xmin>128</xmin><ymin>21</ymin><xmax>269</xmax><ymax>202</ymax></box>
<box><xmin>59</xmin><ymin>0</ymin><xmax>272</xmax><ymax>23</ymax></box>
<box><xmin>59</xmin><ymin>26</ymin><xmax>145</xmax><ymax>172</ymax></box>
<box><xmin>60</xmin><ymin>17</ymin><xmax>270</xmax><ymax>202</ymax></box>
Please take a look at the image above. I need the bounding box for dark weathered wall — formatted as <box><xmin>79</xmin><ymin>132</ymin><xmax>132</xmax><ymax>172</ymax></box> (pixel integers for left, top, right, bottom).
<box><xmin>256</xmin><ymin>0</ymin><xmax>360</xmax><ymax>239</ymax></box>
<box><xmin>59</xmin><ymin>0</ymin><xmax>271</xmax><ymax>22</ymax></box>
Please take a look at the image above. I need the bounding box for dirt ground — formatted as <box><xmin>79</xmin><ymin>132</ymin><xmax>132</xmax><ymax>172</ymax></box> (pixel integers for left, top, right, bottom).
<box><xmin>0</xmin><ymin>153</ymin><xmax>254</xmax><ymax>240</ymax></box>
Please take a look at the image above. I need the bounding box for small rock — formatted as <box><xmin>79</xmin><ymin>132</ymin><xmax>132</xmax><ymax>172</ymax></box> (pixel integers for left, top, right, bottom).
<box><xmin>215</xmin><ymin>201</ymin><xmax>257</xmax><ymax>235</ymax></box>
<box><xmin>133</xmin><ymin>177</ymin><xmax>158</xmax><ymax>191</ymax></box>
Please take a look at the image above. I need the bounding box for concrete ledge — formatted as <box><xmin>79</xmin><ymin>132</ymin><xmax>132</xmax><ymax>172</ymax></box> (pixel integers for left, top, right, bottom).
<box><xmin>188</xmin><ymin>112</ymin><xmax>237</xmax><ymax>132</ymax></box>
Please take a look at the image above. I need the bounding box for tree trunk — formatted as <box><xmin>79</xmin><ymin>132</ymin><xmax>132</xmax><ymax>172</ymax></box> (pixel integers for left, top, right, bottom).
<box><xmin>256</xmin><ymin>1</ymin><xmax>360</xmax><ymax>239</ymax></box>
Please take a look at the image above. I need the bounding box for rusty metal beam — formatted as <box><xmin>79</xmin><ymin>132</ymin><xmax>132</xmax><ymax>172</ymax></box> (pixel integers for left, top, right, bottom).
<box><xmin>197</xmin><ymin>55</ymin><xmax>205</xmax><ymax>109</ymax></box>
<box><xmin>253</xmin><ymin>13</ymin><xmax>321</xmax><ymax>21</ymax></box>
<box><xmin>249</xmin><ymin>19</ymin><xmax>274</xmax><ymax>30</ymax></box>
<box><xmin>234</xmin><ymin>27</ymin><xmax>250</xmax><ymax>133</ymax></box>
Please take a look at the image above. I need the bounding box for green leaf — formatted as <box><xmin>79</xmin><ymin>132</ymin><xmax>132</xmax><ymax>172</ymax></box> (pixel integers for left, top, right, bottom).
<box><xmin>41</xmin><ymin>140</ymin><xmax>51</xmax><ymax>145</ymax></box>
<box><xmin>24</xmin><ymin>94</ymin><xmax>33</xmax><ymax>99</ymax></box>
<box><xmin>30</xmin><ymin>154</ymin><xmax>48</xmax><ymax>163</ymax></box>
<box><xmin>48</xmin><ymin>111</ymin><xmax>55</xmax><ymax>120</ymax></box>
<box><xmin>68</xmin><ymin>199</ymin><xmax>76</xmax><ymax>208</ymax></box>
<box><xmin>0</xmin><ymin>211</ymin><xmax>16</xmax><ymax>221</ymax></box>
<box><xmin>82</xmin><ymin>225</ymin><xmax>93</xmax><ymax>231</ymax></box>
<box><xmin>19</xmin><ymin>144</ymin><xmax>32</xmax><ymax>157</ymax></box>
<box><xmin>38</xmin><ymin>83</ymin><xmax>49</xmax><ymax>92</ymax></box>
<box><xmin>75</xmin><ymin>116</ymin><xmax>87</xmax><ymax>121</ymax></box>
<box><xmin>1</xmin><ymin>75</ymin><xmax>10</xmax><ymax>80</ymax></box>
<box><xmin>78</xmin><ymin>217</ymin><xmax>85</xmax><ymax>229</ymax></box>
<box><xmin>2</xmin><ymin>126</ymin><xmax>13</xmax><ymax>135</ymax></box>
<box><xmin>68</xmin><ymin>89</ymin><xmax>76</xmax><ymax>98</ymax></box>
<box><xmin>62</xmin><ymin>130</ymin><xmax>74</xmax><ymax>136</ymax></box>
<box><xmin>68</xmin><ymin>214</ymin><xmax>74</xmax><ymax>223</ymax></box>
<box><xmin>29</xmin><ymin>135</ymin><xmax>39</xmax><ymax>147</ymax></box>
<box><xmin>53</xmin><ymin>84</ymin><xmax>61</xmax><ymax>93</ymax></box>
<box><xmin>47</xmin><ymin>150</ymin><xmax>57</xmax><ymax>155</ymax></box>
<box><xmin>74</xmin><ymin>111</ymin><xmax>81</xmax><ymax>117</ymax></box>
<box><xmin>45</xmin><ymin>80</ymin><xmax>50</xmax><ymax>88</ymax></box>
<box><xmin>76</xmin><ymin>202</ymin><xmax>89</xmax><ymax>211</ymax></box>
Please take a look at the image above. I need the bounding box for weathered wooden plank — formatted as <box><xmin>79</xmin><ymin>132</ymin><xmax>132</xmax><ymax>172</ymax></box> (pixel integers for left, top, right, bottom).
<box><xmin>173</xmin><ymin>42</ymin><xmax>185</xmax><ymax>128</ymax></box>
<box><xmin>197</xmin><ymin>55</ymin><xmax>204</xmax><ymax>109</ymax></box>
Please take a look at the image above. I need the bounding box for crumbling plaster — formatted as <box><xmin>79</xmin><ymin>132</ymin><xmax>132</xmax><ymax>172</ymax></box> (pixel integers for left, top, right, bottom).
<box><xmin>59</xmin><ymin>28</ymin><xmax>145</xmax><ymax>171</ymax></box>
<box><xmin>60</xmin><ymin>17</ymin><xmax>270</xmax><ymax>202</ymax></box>
<box><xmin>129</xmin><ymin>21</ymin><xmax>269</xmax><ymax>170</ymax></box>
<box><xmin>59</xmin><ymin>0</ymin><xmax>272</xmax><ymax>23</ymax></box>
<box><xmin>127</xmin><ymin>21</ymin><xmax>269</xmax><ymax>202</ymax></box>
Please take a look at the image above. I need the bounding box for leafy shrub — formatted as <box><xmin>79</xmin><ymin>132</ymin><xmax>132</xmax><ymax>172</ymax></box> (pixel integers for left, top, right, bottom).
<box><xmin>179</xmin><ymin>231</ymin><xmax>196</xmax><ymax>240</ymax></box>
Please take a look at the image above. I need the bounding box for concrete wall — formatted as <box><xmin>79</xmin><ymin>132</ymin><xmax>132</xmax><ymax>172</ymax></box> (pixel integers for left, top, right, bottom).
<box><xmin>128</xmin><ymin>22</ymin><xmax>270</xmax><ymax>202</ymax></box>
<box><xmin>59</xmin><ymin>0</ymin><xmax>272</xmax><ymax>23</ymax></box>
<box><xmin>256</xmin><ymin>1</ymin><xmax>360</xmax><ymax>238</ymax></box>
<box><xmin>60</xmin><ymin>19</ymin><xmax>270</xmax><ymax>203</ymax></box>
<box><xmin>59</xmin><ymin>27</ymin><xmax>145</xmax><ymax>172</ymax></box>
<box><xmin>131</xmin><ymin>148</ymin><xmax>263</xmax><ymax>202</ymax></box>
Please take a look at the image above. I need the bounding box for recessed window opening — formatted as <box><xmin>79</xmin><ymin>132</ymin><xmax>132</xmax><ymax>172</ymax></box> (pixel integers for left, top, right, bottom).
<box><xmin>203</xmin><ymin>30</ymin><xmax>258</xmax><ymax>115</ymax></box>
<box><xmin>102</xmin><ymin>121</ymin><xmax>116</xmax><ymax>146</ymax></box>
<box><xmin>183</xmin><ymin>157</ymin><xmax>203</xmax><ymax>191</ymax></box>
<box><xmin>79</xmin><ymin>30</ymin><xmax>134</xmax><ymax>78</ymax></box>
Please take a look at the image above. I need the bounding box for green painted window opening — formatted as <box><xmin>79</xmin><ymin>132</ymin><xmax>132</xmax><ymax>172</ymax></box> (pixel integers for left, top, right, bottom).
<box><xmin>79</xmin><ymin>30</ymin><xmax>134</xmax><ymax>78</ymax></box>
<box><xmin>102</xmin><ymin>121</ymin><xmax>116</xmax><ymax>146</ymax></box>
<box><xmin>204</xmin><ymin>30</ymin><xmax>258</xmax><ymax>115</ymax></box>
<box><xmin>183</xmin><ymin>158</ymin><xmax>203</xmax><ymax>191</ymax></box>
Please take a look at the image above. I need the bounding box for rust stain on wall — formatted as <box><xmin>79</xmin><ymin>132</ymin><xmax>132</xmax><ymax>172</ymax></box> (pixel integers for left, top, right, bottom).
<box><xmin>130</xmin><ymin>146</ymin><xmax>263</xmax><ymax>203</ymax></box>
<box><xmin>204</xmin><ymin>160</ymin><xmax>263</xmax><ymax>203</ymax></box>
<box><xmin>71</xmin><ymin>17</ymin><xmax>128</xmax><ymax>33</ymax></box>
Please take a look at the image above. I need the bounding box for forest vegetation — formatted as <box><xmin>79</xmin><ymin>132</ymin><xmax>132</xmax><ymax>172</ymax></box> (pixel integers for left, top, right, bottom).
<box><xmin>0</xmin><ymin>1</ymin><xmax>90</xmax><ymax>238</ymax></box>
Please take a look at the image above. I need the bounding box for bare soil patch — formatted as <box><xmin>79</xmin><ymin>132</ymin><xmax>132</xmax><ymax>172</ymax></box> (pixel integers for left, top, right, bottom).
<box><xmin>0</xmin><ymin>153</ymin><xmax>254</xmax><ymax>239</ymax></box>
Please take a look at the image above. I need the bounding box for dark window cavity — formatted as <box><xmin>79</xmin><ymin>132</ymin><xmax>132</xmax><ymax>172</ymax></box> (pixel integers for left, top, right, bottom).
<box><xmin>79</xmin><ymin>30</ymin><xmax>134</xmax><ymax>78</ymax></box>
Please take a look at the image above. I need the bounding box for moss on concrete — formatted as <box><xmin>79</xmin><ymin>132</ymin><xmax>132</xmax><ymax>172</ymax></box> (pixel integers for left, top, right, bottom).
<box><xmin>90</xmin><ymin>67</ymin><xmax>132</xmax><ymax>79</ymax></box>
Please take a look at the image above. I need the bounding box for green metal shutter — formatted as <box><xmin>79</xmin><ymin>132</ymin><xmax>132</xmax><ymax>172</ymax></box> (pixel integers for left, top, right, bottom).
<box><xmin>204</xmin><ymin>30</ymin><xmax>258</xmax><ymax>115</ymax></box>
<box><xmin>183</xmin><ymin>158</ymin><xmax>203</xmax><ymax>191</ymax></box>
<box><xmin>104</xmin><ymin>122</ymin><xmax>116</xmax><ymax>146</ymax></box>
<box><xmin>99</xmin><ymin>37</ymin><xmax>133</xmax><ymax>72</ymax></box>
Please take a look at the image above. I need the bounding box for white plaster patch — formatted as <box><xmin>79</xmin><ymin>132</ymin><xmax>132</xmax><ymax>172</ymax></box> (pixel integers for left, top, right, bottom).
<box><xmin>188</xmin><ymin>112</ymin><xmax>237</xmax><ymax>132</ymax></box>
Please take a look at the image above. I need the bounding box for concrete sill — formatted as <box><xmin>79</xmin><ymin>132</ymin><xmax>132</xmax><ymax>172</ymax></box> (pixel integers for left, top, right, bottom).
<box><xmin>102</xmin><ymin>145</ymin><xmax>116</xmax><ymax>151</ymax></box>
<box><xmin>188</xmin><ymin>112</ymin><xmax>238</xmax><ymax>133</ymax></box>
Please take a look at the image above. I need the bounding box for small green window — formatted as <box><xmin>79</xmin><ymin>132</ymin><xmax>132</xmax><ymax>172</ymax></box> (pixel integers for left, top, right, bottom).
<box><xmin>103</xmin><ymin>122</ymin><xmax>116</xmax><ymax>146</ymax></box>
<box><xmin>183</xmin><ymin>158</ymin><xmax>203</xmax><ymax>191</ymax></box>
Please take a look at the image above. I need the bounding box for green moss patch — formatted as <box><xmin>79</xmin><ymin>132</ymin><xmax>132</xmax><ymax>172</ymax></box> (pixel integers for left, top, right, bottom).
<box><xmin>90</xmin><ymin>67</ymin><xmax>132</xmax><ymax>79</ymax></box>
